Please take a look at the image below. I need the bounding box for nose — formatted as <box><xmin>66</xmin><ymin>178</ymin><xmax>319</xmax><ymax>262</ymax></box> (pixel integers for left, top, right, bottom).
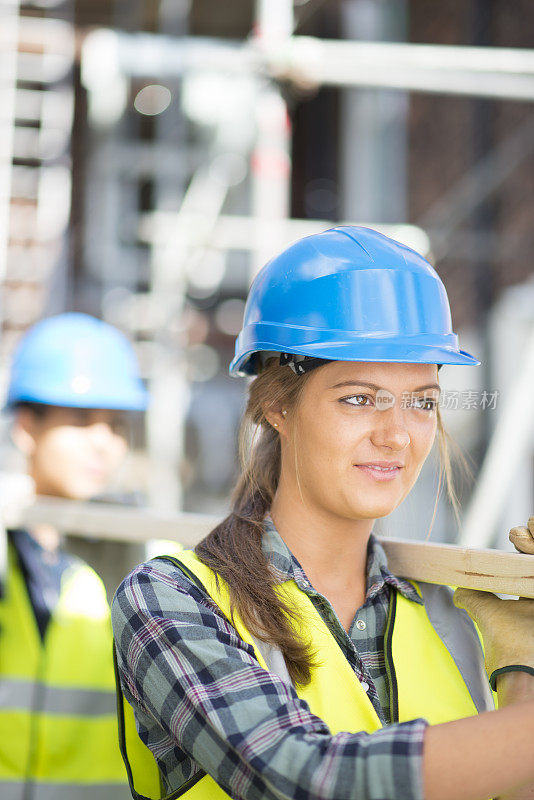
<box><xmin>88</xmin><ymin>422</ymin><xmax>116</xmax><ymax>450</ymax></box>
<box><xmin>370</xmin><ymin>405</ymin><xmax>411</xmax><ymax>451</ymax></box>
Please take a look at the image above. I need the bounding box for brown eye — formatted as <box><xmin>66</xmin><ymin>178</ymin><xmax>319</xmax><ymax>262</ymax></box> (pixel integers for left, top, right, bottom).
<box><xmin>110</xmin><ymin>417</ymin><xmax>129</xmax><ymax>437</ymax></box>
<box><xmin>411</xmin><ymin>396</ymin><xmax>437</xmax><ymax>411</ymax></box>
<box><xmin>343</xmin><ymin>394</ymin><xmax>372</xmax><ymax>407</ymax></box>
<box><xmin>68</xmin><ymin>408</ymin><xmax>91</xmax><ymax>426</ymax></box>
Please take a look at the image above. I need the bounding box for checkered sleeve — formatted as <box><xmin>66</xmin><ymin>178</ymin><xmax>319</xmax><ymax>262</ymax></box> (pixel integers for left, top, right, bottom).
<box><xmin>112</xmin><ymin>559</ymin><xmax>429</xmax><ymax>800</ymax></box>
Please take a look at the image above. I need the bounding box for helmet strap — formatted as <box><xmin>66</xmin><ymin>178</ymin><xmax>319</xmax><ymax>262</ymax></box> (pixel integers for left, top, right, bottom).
<box><xmin>279</xmin><ymin>352</ymin><xmax>329</xmax><ymax>375</ymax></box>
<box><xmin>279</xmin><ymin>352</ymin><xmax>443</xmax><ymax>375</ymax></box>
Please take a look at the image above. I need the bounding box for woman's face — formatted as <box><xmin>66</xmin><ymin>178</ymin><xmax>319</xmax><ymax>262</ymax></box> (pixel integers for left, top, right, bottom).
<box><xmin>14</xmin><ymin>406</ymin><xmax>129</xmax><ymax>500</ymax></box>
<box><xmin>282</xmin><ymin>360</ymin><xmax>440</xmax><ymax>522</ymax></box>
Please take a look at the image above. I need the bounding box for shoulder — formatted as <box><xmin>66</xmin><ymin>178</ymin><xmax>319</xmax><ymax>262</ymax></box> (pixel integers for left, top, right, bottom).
<box><xmin>416</xmin><ymin>581</ymin><xmax>455</xmax><ymax>604</ymax></box>
<box><xmin>112</xmin><ymin>556</ymin><xmax>261</xmax><ymax>685</ymax></box>
<box><xmin>112</xmin><ymin>555</ymin><xmax>223</xmax><ymax>633</ymax></box>
<box><xmin>417</xmin><ymin>581</ymin><xmax>482</xmax><ymax>648</ymax></box>
<box><xmin>58</xmin><ymin>557</ymin><xmax>112</xmax><ymax>620</ymax></box>
<box><xmin>9</xmin><ymin>528</ymin><xmax>101</xmax><ymax>591</ymax></box>
<box><xmin>115</xmin><ymin>555</ymin><xmax>209</xmax><ymax>601</ymax></box>
<box><xmin>417</xmin><ymin>582</ymin><xmax>494</xmax><ymax>712</ymax></box>
<box><xmin>417</xmin><ymin>581</ymin><xmax>461</xmax><ymax>611</ymax></box>
<box><xmin>416</xmin><ymin>581</ymin><xmax>462</xmax><ymax>615</ymax></box>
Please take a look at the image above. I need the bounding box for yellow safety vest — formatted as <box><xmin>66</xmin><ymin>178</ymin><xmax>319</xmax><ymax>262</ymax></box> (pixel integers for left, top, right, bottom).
<box><xmin>0</xmin><ymin>538</ymin><xmax>156</xmax><ymax>800</ymax></box>
<box><xmin>117</xmin><ymin>549</ymin><xmax>493</xmax><ymax>800</ymax></box>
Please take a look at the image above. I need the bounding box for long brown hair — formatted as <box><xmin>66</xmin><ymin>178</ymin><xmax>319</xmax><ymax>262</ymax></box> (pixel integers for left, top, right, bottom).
<box><xmin>196</xmin><ymin>361</ymin><xmax>462</xmax><ymax>686</ymax></box>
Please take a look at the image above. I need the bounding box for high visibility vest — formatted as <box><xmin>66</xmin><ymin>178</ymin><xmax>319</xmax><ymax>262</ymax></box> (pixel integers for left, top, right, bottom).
<box><xmin>117</xmin><ymin>549</ymin><xmax>494</xmax><ymax>800</ymax></box>
<box><xmin>0</xmin><ymin>538</ymin><xmax>157</xmax><ymax>800</ymax></box>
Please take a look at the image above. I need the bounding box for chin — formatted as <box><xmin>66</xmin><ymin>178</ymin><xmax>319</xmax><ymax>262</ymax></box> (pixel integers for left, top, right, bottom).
<box><xmin>62</xmin><ymin>483</ymin><xmax>104</xmax><ymax>501</ymax></box>
<box><xmin>341</xmin><ymin>498</ymin><xmax>400</xmax><ymax>520</ymax></box>
<box><xmin>354</xmin><ymin>507</ymin><xmax>395</xmax><ymax>520</ymax></box>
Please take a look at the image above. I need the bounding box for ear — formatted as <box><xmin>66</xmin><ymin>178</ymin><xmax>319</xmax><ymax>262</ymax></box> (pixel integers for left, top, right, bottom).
<box><xmin>262</xmin><ymin>402</ymin><xmax>288</xmax><ymax>433</ymax></box>
<box><xmin>11</xmin><ymin>407</ymin><xmax>41</xmax><ymax>457</ymax></box>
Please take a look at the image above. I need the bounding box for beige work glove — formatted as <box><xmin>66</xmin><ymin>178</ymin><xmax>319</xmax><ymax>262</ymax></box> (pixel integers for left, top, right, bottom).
<box><xmin>453</xmin><ymin>518</ymin><xmax>534</xmax><ymax>691</ymax></box>
<box><xmin>509</xmin><ymin>516</ymin><xmax>534</xmax><ymax>555</ymax></box>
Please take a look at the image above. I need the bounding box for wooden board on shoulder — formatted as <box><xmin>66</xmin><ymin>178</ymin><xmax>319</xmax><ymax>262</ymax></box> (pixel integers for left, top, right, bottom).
<box><xmin>20</xmin><ymin>497</ymin><xmax>534</xmax><ymax>598</ymax></box>
<box><xmin>378</xmin><ymin>537</ymin><xmax>534</xmax><ymax>598</ymax></box>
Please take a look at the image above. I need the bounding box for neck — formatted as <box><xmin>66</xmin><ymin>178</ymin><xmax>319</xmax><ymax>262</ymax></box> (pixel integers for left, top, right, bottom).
<box><xmin>28</xmin><ymin>523</ymin><xmax>61</xmax><ymax>553</ymax></box>
<box><xmin>26</xmin><ymin>472</ymin><xmax>60</xmax><ymax>551</ymax></box>
<box><xmin>269</xmin><ymin>477</ymin><xmax>373</xmax><ymax>600</ymax></box>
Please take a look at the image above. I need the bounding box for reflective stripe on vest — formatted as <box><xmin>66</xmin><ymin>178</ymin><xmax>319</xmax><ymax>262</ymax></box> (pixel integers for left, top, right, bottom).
<box><xmin>0</xmin><ymin>678</ymin><xmax>116</xmax><ymax>716</ymax></box>
<box><xmin>0</xmin><ymin>541</ymin><xmax>132</xmax><ymax>798</ymax></box>
<box><xmin>118</xmin><ymin>549</ymin><xmax>494</xmax><ymax>800</ymax></box>
<box><xmin>0</xmin><ymin>780</ymin><xmax>129</xmax><ymax>800</ymax></box>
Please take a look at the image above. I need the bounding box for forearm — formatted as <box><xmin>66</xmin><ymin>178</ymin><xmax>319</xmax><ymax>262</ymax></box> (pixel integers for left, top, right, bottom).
<box><xmin>496</xmin><ymin>673</ymin><xmax>534</xmax><ymax>800</ymax></box>
<box><xmin>423</xmin><ymin>698</ymin><xmax>534</xmax><ymax>800</ymax></box>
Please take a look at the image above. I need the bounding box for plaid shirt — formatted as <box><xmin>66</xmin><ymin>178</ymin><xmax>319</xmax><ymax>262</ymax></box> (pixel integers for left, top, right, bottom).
<box><xmin>112</xmin><ymin>518</ymin><xmax>428</xmax><ymax>800</ymax></box>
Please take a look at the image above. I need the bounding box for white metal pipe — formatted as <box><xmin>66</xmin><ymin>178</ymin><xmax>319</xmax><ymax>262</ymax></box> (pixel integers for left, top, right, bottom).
<box><xmin>282</xmin><ymin>36</ymin><xmax>534</xmax><ymax>74</ymax></box>
<box><xmin>269</xmin><ymin>37</ymin><xmax>534</xmax><ymax>100</ymax></box>
<box><xmin>139</xmin><ymin>212</ymin><xmax>430</xmax><ymax>259</ymax></box>
<box><xmin>82</xmin><ymin>31</ymin><xmax>255</xmax><ymax>82</ymax></box>
<box><xmin>83</xmin><ymin>31</ymin><xmax>534</xmax><ymax>102</ymax></box>
<box><xmin>250</xmin><ymin>0</ymin><xmax>293</xmax><ymax>279</ymax></box>
<box><xmin>250</xmin><ymin>89</ymin><xmax>292</xmax><ymax>278</ymax></box>
<box><xmin>256</xmin><ymin>0</ymin><xmax>294</xmax><ymax>43</ymax></box>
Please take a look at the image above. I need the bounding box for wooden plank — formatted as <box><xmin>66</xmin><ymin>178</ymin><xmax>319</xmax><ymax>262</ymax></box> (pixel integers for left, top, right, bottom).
<box><xmin>22</xmin><ymin>497</ymin><xmax>215</xmax><ymax>549</ymax></box>
<box><xmin>20</xmin><ymin>497</ymin><xmax>534</xmax><ymax>597</ymax></box>
<box><xmin>378</xmin><ymin>538</ymin><xmax>534</xmax><ymax>598</ymax></box>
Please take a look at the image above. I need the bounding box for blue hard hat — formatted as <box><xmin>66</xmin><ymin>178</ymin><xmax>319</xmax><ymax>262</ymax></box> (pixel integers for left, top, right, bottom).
<box><xmin>230</xmin><ymin>226</ymin><xmax>480</xmax><ymax>376</ymax></box>
<box><xmin>7</xmin><ymin>312</ymin><xmax>148</xmax><ymax>410</ymax></box>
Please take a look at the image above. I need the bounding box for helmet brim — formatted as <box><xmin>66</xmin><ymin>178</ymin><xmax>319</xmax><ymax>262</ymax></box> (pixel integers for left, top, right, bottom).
<box><xmin>230</xmin><ymin>339</ymin><xmax>480</xmax><ymax>376</ymax></box>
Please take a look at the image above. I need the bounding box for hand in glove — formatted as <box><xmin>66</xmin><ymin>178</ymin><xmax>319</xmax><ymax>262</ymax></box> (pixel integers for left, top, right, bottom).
<box><xmin>509</xmin><ymin>516</ymin><xmax>534</xmax><ymax>555</ymax></box>
<box><xmin>453</xmin><ymin>517</ymin><xmax>534</xmax><ymax>691</ymax></box>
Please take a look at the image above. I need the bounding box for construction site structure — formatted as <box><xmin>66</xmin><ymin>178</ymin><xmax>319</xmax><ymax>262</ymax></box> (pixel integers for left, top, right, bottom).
<box><xmin>0</xmin><ymin>4</ymin><xmax>74</xmax><ymax>400</ymax></box>
<box><xmin>1</xmin><ymin>0</ymin><xmax>533</xmax><ymax>563</ymax></box>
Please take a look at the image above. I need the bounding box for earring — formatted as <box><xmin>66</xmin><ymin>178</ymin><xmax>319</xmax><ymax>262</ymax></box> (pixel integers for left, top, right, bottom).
<box><xmin>281</xmin><ymin>409</ymin><xmax>287</xmax><ymax>416</ymax></box>
<box><xmin>273</xmin><ymin>422</ymin><xmax>279</xmax><ymax>428</ymax></box>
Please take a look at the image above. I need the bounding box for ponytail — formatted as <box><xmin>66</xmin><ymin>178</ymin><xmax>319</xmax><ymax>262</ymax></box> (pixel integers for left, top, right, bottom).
<box><xmin>196</xmin><ymin>363</ymin><xmax>316</xmax><ymax>686</ymax></box>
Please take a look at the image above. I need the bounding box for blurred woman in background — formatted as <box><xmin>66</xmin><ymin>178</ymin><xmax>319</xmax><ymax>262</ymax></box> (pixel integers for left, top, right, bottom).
<box><xmin>1</xmin><ymin>312</ymin><xmax>147</xmax><ymax>799</ymax></box>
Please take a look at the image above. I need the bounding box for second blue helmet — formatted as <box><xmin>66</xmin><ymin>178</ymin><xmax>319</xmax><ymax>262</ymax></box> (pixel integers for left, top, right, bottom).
<box><xmin>7</xmin><ymin>313</ymin><xmax>148</xmax><ymax>411</ymax></box>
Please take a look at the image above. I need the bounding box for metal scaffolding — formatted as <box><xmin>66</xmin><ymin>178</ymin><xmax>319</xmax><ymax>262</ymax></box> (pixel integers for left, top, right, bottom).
<box><xmin>0</xmin><ymin>9</ymin><xmax>74</xmax><ymax>393</ymax></box>
<box><xmin>2</xmin><ymin>0</ymin><xmax>534</xmax><ymax>552</ymax></box>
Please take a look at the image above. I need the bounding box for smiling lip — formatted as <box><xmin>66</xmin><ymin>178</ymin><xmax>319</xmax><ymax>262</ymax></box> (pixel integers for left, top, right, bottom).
<box><xmin>355</xmin><ymin>462</ymin><xmax>403</xmax><ymax>481</ymax></box>
<box><xmin>86</xmin><ymin>464</ymin><xmax>107</xmax><ymax>477</ymax></box>
<box><xmin>357</xmin><ymin>461</ymin><xmax>403</xmax><ymax>468</ymax></box>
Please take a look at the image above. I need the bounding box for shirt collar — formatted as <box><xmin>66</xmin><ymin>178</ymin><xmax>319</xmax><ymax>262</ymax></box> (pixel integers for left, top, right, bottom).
<box><xmin>261</xmin><ymin>515</ymin><xmax>423</xmax><ymax>605</ymax></box>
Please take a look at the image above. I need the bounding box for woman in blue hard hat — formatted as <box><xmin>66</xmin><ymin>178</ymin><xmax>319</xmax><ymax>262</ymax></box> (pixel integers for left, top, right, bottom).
<box><xmin>8</xmin><ymin>312</ymin><xmax>147</xmax><ymax>502</ymax></box>
<box><xmin>1</xmin><ymin>312</ymin><xmax>148</xmax><ymax>799</ymax></box>
<box><xmin>112</xmin><ymin>227</ymin><xmax>534</xmax><ymax>800</ymax></box>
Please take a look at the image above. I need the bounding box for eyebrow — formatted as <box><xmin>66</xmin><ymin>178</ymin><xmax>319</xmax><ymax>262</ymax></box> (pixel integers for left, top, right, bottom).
<box><xmin>329</xmin><ymin>380</ymin><xmax>441</xmax><ymax>393</ymax></box>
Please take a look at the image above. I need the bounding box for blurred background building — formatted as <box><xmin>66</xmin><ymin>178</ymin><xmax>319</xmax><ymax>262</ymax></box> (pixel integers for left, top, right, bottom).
<box><xmin>1</xmin><ymin>0</ymin><xmax>534</xmax><ymax>568</ymax></box>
